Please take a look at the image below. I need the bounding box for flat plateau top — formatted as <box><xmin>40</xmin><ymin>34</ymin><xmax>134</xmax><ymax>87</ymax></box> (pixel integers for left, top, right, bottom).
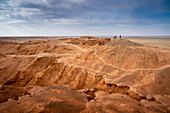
<box><xmin>127</xmin><ymin>38</ymin><xmax>170</xmax><ymax>49</ymax></box>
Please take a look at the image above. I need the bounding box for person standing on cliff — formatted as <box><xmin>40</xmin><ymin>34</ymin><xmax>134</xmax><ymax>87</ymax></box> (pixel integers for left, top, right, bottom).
<box><xmin>120</xmin><ymin>35</ymin><xmax>121</xmax><ymax>38</ymax></box>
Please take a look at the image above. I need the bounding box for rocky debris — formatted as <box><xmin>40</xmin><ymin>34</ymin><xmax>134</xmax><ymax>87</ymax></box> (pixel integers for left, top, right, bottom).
<box><xmin>0</xmin><ymin>85</ymin><xmax>168</xmax><ymax>113</ymax></box>
<box><xmin>0</xmin><ymin>85</ymin><xmax>87</xmax><ymax>113</ymax></box>
<box><xmin>0</xmin><ymin>37</ymin><xmax>170</xmax><ymax>112</ymax></box>
<box><xmin>79</xmin><ymin>88</ymin><xmax>97</xmax><ymax>101</ymax></box>
<box><xmin>0</xmin><ymin>85</ymin><xmax>31</xmax><ymax>103</ymax></box>
<box><xmin>0</xmin><ymin>85</ymin><xmax>3</xmax><ymax>90</ymax></box>
<box><xmin>3</xmin><ymin>56</ymin><xmax>56</xmax><ymax>86</ymax></box>
<box><xmin>80</xmin><ymin>36</ymin><xmax>97</xmax><ymax>39</ymax></box>
<box><xmin>81</xmin><ymin>91</ymin><xmax>169</xmax><ymax>113</ymax></box>
<box><xmin>67</xmin><ymin>37</ymin><xmax>111</xmax><ymax>46</ymax></box>
<box><xmin>1</xmin><ymin>59</ymin><xmax>145</xmax><ymax>102</ymax></box>
<box><xmin>0</xmin><ymin>53</ymin><xmax>5</xmax><ymax>57</ymax></box>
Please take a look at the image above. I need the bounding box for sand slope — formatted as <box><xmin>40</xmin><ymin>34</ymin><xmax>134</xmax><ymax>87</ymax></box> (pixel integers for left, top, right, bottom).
<box><xmin>0</xmin><ymin>37</ymin><xmax>169</xmax><ymax>112</ymax></box>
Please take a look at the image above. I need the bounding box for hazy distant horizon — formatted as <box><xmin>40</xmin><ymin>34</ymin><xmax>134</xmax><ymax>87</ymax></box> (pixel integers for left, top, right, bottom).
<box><xmin>0</xmin><ymin>35</ymin><xmax>170</xmax><ymax>38</ymax></box>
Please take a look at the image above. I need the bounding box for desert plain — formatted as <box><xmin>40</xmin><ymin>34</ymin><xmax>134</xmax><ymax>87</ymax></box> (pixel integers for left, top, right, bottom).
<box><xmin>0</xmin><ymin>36</ymin><xmax>170</xmax><ymax>113</ymax></box>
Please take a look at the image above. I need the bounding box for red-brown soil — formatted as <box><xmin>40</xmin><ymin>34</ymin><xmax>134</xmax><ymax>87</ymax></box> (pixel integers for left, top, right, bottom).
<box><xmin>0</xmin><ymin>37</ymin><xmax>169</xmax><ymax>113</ymax></box>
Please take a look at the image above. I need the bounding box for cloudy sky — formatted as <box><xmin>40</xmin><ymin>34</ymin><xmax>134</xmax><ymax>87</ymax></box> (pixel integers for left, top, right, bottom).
<box><xmin>0</xmin><ymin>0</ymin><xmax>170</xmax><ymax>36</ymax></box>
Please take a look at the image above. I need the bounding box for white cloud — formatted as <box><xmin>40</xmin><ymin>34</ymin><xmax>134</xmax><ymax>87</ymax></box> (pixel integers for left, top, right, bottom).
<box><xmin>13</xmin><ymin>8</ymin><xmax>41</xmax><ymax>17</ymax></box>
<box><xmin>0</xmin><ymin>24</ymin><xmax>28</xmax><ymax>36</ymax></box>
<box><xmin>0</xmin><ymin>0</ymin><xmax>170</xmax><ymax>36</ymax></box>
<box><xmin>50</xmin><ymin>18</ymin><xmax>85</xmax><ymax>25</ymax></box>
<box><xmin>0</xmin><ymin>19</ymin><xmax>26</xmax><ymax>25</ymax></box>
<box><xmin>42</xmin><ymin>0</ymin><xmax>49</xmax><ymax>5</ymax></box>
<box><xmin>0</xmin><ymin>16</ymin><xmax>5</xmax><ymax>20</ymax></box>
<box><xmin>6</xmin><ymin>20</ymin><xmax>26</xmax><ymax>24</ymax></box>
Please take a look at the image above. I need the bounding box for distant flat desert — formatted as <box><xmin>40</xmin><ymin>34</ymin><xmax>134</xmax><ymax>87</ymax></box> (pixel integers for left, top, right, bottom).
<box><xmin>127</xmin><ymin>37</ymin><xmax>170</xmax><ymax>49</ymax></box>
<box><xmin>1</xmin><ymin>36</ymin><xmax>170</xmax><ymax>49</ymax></box>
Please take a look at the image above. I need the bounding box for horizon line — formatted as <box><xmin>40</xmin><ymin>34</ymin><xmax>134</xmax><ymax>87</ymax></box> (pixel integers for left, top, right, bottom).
<box><xmin>0</xmin><ymin>35</ymin><xmax>170</xmax><ymax>37</ymax></box>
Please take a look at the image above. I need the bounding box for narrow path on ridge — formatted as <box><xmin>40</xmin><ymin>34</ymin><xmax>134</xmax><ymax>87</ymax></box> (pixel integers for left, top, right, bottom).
<box><xmin>94</xmin><ymin>51</ymin><xmax>170</xmax><ymax>72</ymax></box>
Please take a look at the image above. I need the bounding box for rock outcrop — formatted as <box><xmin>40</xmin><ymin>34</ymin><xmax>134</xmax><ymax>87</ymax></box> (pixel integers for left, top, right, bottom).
<box><xmin>0</xmin><ymin>37</ymin><xmax>169</xmax><ymax>112</ymax></box>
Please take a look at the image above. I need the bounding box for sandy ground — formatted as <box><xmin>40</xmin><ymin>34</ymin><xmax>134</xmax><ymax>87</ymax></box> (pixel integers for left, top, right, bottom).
<box><xmin>0</xmin><ymin>37</ymin><xmax>170</xmax><ymax>113</ymax></box>
<box><xmin>1</xmin><ymin>36</ymin><xmax>170</xmax><ymax>49</ymax></box>
<box><xmin>0</xmin><ymin>36</ymin><xmax>79</xmax><ymax>43</ymax></box>
<box><xmin>127</xmin><ymin>37</ymin><xmax>170</xmax><ymax>49</ymax></box>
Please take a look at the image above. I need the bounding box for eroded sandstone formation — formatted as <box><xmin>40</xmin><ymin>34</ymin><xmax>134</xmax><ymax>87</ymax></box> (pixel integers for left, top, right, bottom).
<box><xmin>0</xmin><ymin>37</ymin><xmax>169</xmax><ymax>112</ymax></box>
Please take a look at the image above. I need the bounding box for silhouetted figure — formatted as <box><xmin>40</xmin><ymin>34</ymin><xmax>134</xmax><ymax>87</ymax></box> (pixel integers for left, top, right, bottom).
<box><xmin>120</xmin><ymin>35</ymin><xmax>121</xmax><ymax>38</ymax></box>
<box><xmin>114</xmin><ymin>36</ymin><xmax>117</xmax><ymax>39</ymax></box>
